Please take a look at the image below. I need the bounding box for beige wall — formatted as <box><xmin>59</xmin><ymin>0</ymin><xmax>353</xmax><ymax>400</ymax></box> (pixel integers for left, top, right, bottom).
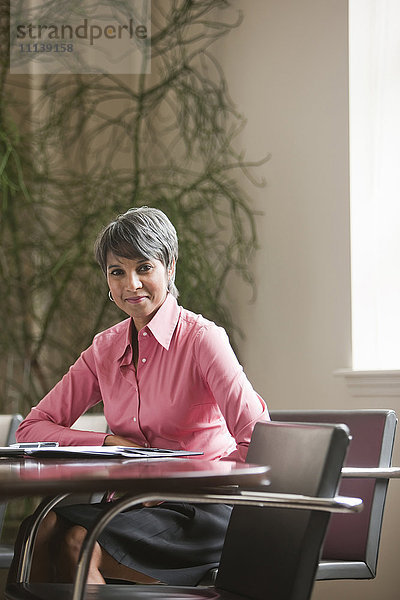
<box><xmin>216</xmin><ymin>1</ymin><xmax>400</xmax><ymax>598</ymax></box>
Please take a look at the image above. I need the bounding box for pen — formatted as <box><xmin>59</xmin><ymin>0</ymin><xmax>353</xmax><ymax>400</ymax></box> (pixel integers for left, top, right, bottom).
<box><xmin>10</xmin><ymin>442</ymin><xmax>60</xmax><ymax>449</ymax></box>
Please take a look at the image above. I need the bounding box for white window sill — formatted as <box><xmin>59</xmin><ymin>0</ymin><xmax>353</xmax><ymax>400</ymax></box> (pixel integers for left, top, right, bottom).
<box><xmin>334</xmin><ymin>369</ymin><xmax>400</xmax><ymax>397</ymax></box>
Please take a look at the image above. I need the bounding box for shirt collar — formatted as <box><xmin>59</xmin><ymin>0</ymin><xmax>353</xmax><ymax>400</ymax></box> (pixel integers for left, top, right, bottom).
<box><xmin>146</xmin><ymin>293</ymin><xmax>180</xmax><ymax>350</ymax></box>
<box><xmin>118</xmin><ymin>293</ymin><xmax>180</xmax><ymax>364</ymax></box>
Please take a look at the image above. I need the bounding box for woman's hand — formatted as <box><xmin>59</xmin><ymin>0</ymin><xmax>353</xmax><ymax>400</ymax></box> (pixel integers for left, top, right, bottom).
<box><xmin>103</xmin><ymin>434</ymin><xmax>141</xmax><ymax>447</ymax></box>
<box><xmin>103</xmin><ymin>435</ymin><xmax>163</xmax><ymax>507</ymax></box>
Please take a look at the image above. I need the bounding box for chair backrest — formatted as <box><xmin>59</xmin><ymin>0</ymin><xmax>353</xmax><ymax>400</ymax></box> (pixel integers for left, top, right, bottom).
<box><xmin>71</xmin><ymin>413</ymin><xmax>109</xmax><ymax>432</ymax></box>
<box><xmin>216</xmin><ymin>420</ymin><xmax>350</xmax><ymax>600</ymax></box>
<box><xmin>0</xmin><ymin>414</ymin><xmax>23</xmax><ymax>569</ymax></box>
<box><xmin>0</xmin><ymin>414</ymin><xmax>23</xmax><ymax>446</ymax></box>
<box><xmin>270</xmin><ymin>409</ymin><xmax>397</xmax><ymax>579</ymax></box>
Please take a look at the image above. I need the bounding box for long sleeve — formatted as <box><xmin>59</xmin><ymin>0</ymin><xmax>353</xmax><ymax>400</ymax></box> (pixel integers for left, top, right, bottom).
<box><xmin>16</xmin><ymin>346</ymin><xmax>108</xmax><ymax>446</ymax></box>
<box><xmin>194</xmin><ymin>325</ymin><xmax>269</xmax><ymax>462</ymax></box>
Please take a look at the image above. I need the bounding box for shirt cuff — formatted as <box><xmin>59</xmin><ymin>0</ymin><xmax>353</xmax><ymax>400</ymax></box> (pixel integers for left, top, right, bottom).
<box><xmin>58</xmin><ymin>429</ymin><xmax>109</xmax><ymax>447</ymax></box>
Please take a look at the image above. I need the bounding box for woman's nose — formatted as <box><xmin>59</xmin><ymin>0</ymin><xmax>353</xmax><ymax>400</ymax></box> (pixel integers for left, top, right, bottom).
<box><xmin>127</xmin><ymin>271</ymin><xmax>143</xmax><ymax>290</ymax></box>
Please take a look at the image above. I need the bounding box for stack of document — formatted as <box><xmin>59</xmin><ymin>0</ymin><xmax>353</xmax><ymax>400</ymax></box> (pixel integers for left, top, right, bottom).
<box><xmin>0</xmin><ymin>445</ymin><xmax>203</xmax><ymax>459</ymax></box>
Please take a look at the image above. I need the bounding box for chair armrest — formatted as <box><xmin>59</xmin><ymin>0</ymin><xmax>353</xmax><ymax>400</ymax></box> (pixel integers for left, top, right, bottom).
<box><xmin>234</xmin><ymin>490</ymin><xmax>363</xmax><ymax>513</ymax></box>
<box><xmin>342</xmin><ymin>466</ymin><xmax>400</xmax><ymax>478</ymax></box>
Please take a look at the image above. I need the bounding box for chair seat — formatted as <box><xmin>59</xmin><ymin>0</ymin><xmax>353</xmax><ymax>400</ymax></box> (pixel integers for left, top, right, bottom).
<box><xmin>6</xmin><ymin>583</ymin><xmax>242</xmax><ymax>600</ymax></box>
<box><xmin>197</xmin><ymin>550</ymin><xmax>374</xmax><ymax>585</ymax></box>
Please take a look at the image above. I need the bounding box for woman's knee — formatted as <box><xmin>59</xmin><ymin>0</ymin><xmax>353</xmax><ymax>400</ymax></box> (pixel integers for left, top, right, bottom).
<box><xmin>62</xmin><ymin>525</ymin><xmax>88</xmax><ymax>562</ymax></box>
<box><xmin>35</xmin><ymin>510</ymin><xmax>58</xmax><ymax>543</ymax></box>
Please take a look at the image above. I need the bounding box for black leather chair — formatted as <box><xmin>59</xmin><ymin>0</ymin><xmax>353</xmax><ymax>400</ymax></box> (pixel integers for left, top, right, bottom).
<box><xmin>6</xmin><ymin>420</ymin><xmax>359</xmax><ymax>600</ymax></box>
<box><xmin>270</xmin><ymin>409</ymin><xmax>397</xmax><ymax>580</ymax></box>
<box><xmin>0</xmin><ymin>414</ymin><xmax>23</xmax><ymax>569</ymax></box>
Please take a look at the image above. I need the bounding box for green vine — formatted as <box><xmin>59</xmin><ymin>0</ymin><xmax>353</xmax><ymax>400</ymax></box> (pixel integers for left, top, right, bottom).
<box><xmin>0</xmin><ymin>0</ymin><xmax>268</xmax><ymax>412</ymax></box>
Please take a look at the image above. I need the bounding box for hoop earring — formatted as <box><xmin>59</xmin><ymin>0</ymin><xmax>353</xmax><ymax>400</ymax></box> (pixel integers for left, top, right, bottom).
<box><xmin>108</xmin><ymin>291</ymin><xmax>114</xmax><ymax>302</ymax></box>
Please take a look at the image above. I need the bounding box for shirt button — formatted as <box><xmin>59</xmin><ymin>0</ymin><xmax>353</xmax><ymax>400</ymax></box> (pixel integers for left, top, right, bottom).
<box><xmin>133</xmin><ymin>417</ymin><xmax>137</xmax><ymax>422</ymax></box>
<box><xmin>144</xmin><ymin>442</ymin><xmax>149</xmax><ymax>448</ymax></box>
<box><xmin>142</xmin><ymin>332</ymin><xmax>147</xmax><ymax>337</ymax></box>
<box><xmin>141</xmin><ymin>358</ymin><xmax>147</xmax><ymax>363</ymax></box>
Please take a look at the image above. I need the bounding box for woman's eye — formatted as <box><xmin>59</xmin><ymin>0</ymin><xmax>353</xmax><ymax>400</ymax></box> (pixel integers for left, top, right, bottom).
<box><xmin>138</xmin><ymin>264</ymin><xmax>152</xmax><ymax>273</ymax></box>
<box><xmin>110</xmin><ymin>269</ymin><xmax>124</xmax><ymax>276</ymax></box>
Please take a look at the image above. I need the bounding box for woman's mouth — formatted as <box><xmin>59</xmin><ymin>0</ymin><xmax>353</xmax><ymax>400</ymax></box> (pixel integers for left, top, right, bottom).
<box><xmin>125</xmin><ymin>296</ymin><xmax>147</xmax><ymax>304</ymax></box>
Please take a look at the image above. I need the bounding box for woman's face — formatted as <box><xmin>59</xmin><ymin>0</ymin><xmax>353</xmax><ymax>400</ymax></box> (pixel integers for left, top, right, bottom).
<box><xmin>107</xmin><ymin>252</ymin><xmax>170</xmax><ymax>330</ymax></box>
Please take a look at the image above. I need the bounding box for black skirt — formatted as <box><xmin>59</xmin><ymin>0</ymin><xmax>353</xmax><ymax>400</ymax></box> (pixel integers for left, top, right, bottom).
<box><xmin>54</xmin><ymin>501</ymin><xmax>232</xmax><ymax>585</ymax></box>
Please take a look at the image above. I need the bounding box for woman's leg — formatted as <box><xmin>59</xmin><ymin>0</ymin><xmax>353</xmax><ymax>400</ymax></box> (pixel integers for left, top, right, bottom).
<box><xmin>30</xmin><ymin>510</ymin><xmax>69</xmax><ymax>582</ymax></box>
<box><xmin>56</xmin><ymin>524</ymin><xmax>160</xmax><ymax>584</ymax></box>
<box><xmin>8</xmin><ymin>509</ymin><xmax>66</xmax><ymax>584</ymax></box>
<box><xmin>9</xmin><ymin>508</ymin><xmax>160</xmax><ymax>585</ymax></box>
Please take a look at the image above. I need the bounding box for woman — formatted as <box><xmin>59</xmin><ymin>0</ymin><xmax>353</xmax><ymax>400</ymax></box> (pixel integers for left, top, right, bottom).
<box><xmin>14</xmin><ymin>206</ymin><xmax>269</xmax><ymax>585</ymax></box>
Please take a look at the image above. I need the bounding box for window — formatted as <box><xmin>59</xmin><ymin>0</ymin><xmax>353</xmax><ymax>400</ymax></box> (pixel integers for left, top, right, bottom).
<box><xmin>349</xmin><ymin>0</ymin><xmax>400</xmax><ymax>370</ymax></box>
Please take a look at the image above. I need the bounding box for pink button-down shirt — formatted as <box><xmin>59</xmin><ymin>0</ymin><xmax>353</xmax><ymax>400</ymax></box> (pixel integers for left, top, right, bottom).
<box><xmin>17</xmin><ymin>294</ymin><xmax>269</xmax><ymax>461</ymax></box>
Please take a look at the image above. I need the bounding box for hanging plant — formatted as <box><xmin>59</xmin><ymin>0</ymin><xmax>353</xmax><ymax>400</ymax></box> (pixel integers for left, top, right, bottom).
<box><xmin>0</xmin><ymin>0</ymin><xmax>268</xmax><ymax>412</ymax></box>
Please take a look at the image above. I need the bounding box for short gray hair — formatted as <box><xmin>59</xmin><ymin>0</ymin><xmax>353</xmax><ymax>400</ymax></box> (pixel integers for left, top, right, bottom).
<box><xmin>94</xmin><ymin>206</ymin><xmax>179</xmax><ymax>298</ymax></box>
